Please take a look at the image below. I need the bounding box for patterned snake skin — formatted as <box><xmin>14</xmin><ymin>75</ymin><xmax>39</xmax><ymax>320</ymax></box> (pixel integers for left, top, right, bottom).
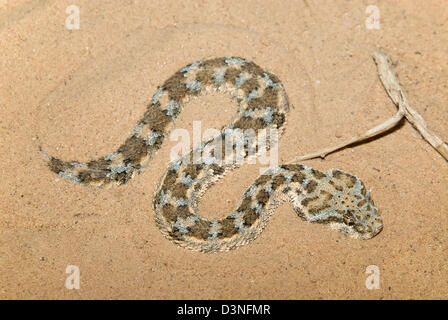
<box><xmin>43</xmin><ymin>57</ymin><xmax>383</xmax><ymax>252</ymax></box>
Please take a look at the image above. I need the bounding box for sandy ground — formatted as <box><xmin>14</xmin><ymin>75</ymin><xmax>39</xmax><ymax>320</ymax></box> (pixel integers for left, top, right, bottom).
<box><xmin>0</xmin><ymin>0</ymin><xmax>447</xmax><ymax>299</ymax></box>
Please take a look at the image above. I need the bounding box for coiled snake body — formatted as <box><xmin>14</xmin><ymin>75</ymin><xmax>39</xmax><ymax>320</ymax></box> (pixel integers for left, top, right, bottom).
<box><xmin>44</xmin><ymin>57</ymin><xmax>383</xmax><ymax>252</ymax></box>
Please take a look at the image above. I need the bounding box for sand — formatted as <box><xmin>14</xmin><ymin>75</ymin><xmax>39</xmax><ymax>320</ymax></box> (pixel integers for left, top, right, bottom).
<box><xmin>0</xmin><ymin>0</ymin><xmax>447</xmax><ymax>299</ymax></box>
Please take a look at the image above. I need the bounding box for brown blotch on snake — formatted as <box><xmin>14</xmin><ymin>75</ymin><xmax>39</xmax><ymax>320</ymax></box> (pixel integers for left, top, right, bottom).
<box><xmin>142</xmin><ymin>102</ymin><xmax>173</xmax><ymax>132</ymax></box>
<box><xmin>48</xmin><ymin>157</ymin><xmax>72</xmax><ymax>174</ymax></box>
<box><xmin>243</xmin><ymin>209</ymin><xmax>259</xmax><ymax>227</ymax></box>
<box><xmin>87</xmin><ymin>159</ymin><xmax>111</xmax><ymax>171</ymax></box>
<box><xmin>233</xmin><ymin>116</ymin><xmax>267</xmax><ymax>130</ymax></box>
<box><xmin>240</xmin><ymin>77</ymin><xmax>260</xmax><ymax>94</ymax></box>
<box><xmin>162</xmin><ymin>71</ymin><xmax>190</xmax><ymax>102</ymax></box>
<box><xmin>240</xmin><ymin>61</ymin><xmax>265</xmax><ymax>77</ymax></box>
<box><xmin>188</xmin><ymin>220</ymin><xmax>212</xmax><ymax>241</ymax></box>
<box><xmin>256</xmin><ymin>190</ymin><xmax>271</xmax><ymax>207</ymax></box>
<box><xmin>195</xmin><ymin>69</ymin><xmax>216</xmax><ymax>86</ymax></box>
<box><xmin>218</xmin><ymin>217</ymin><xmax>240</xmax><ymax>239</ymax></box>
<box><xmin>161</xmin><ymin>204</ymin><xmax>178</xmax><ymax>224</ymax></box>
<box><xmin>200</xmin><ymin>57</ymin><xmax>226</xmax><ymax>70</ymax></box>
<box><xmin>118</xmin><ymin>136</ymin><xmax>149</xmax><ymax>164</ymax></box>
<box><xmin>224</xmin><ymin>67</ymin><xmax>242</xmax><ymax>84</ymax></box>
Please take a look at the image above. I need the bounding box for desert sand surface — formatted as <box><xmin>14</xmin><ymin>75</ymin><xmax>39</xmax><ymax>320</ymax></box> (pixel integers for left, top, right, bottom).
<box><xmin>0</xmin><ymin>0</ymin><xmax>447</xmax><ymax>299</ymax></box>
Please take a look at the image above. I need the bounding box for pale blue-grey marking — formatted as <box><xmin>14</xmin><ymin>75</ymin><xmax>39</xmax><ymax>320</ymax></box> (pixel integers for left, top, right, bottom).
<box><xmin>152</xmin><ymin>87</ymin><xmax>164</xmax><ymax>104</ymax></box>
<box><xmin>59</xmin><ymin>171</ymin><xmax>80</xmax><ymax>183</ymax></box>
<box><xmin>244</xmin><ymin>109</ymin><xmax>257</xmax><ymax>117</ymax></box>
<box><xmin>173</xmin><ymin>219</ymin><xmax>189</xmax><ymax>234</ymax></box>
<box><xmin>265</xmin><ymin>182</ymin><xmax>273</xmax><ymax>193</ymax></box>
<box><xmin>181</xmin><ymin>61</ymin><xmax>201</xmax><ymax>74</ymax></box>
<box><xmin>308</xmin><ymin>209</ymin><xmax>344</xmax><ymax>223</ymax></box>
<box><xmin>284</xmin><ymin>172</ymin><xmax>295</xmax><ymax>184</ymax></box>
<box><xmin>229</xmin><ymin>211</ymin><xmax>243</xmax><ymax>219</ymax></box>
<box><xmin>225</xmin><ymin>57</ymin><xmax>246</xmax><ymax>66</ymax></box>
<box><xmin>132</xmin><ymin>122</ymin><xmax>145</xmax><ymax>137</ymax></box>
<box><xmin>157</xmin><ymin>190</ymin><xmax>170</xmax><ymax>207</ymax></box>
<box><xmin>260</xmin><ymin>73</ymin><xmax>279</xmax><ymax>88</ymax></box>
<box><xmin>253</xmin><ymin>202</ymin><xmax>263</xmax><ymax>214</ymax></box>
<box><xmin>246</xmin><ymin>184</ymin><xmax>258</xmax><ymax>197</ymax></box>
<box><xmin>186</xmin><ymin>79</ymin><xmax>201</xmax><ymax>91</ymax></box>
<box><xmin>107</xmin><ymin>163</ymin><xmax>133</xmax><ymax>179</ymax></box>
<box><xmin>104</xmin><ymin>151</ymin><xmax>119</xmax><ymax>161</ymax></box>
<box><xmin>207</xmin><ymin>220</ymin><xmax>221</xmax><ymax>241</ymax></box>
<box><xmin>180</xmin><ymin>174</ymin><xmax>194</xmax><ymax>186</ymax></box>
<box><xmin>262</xmin><ymin>107</ymin><xmax>274</xmax><ymax>123</ymax></box>
<box><xmin>165</xmin><ymin>101</ymin><xmax>180</xmax><ymax>116</ymax></box>
<box><xmin>186</xmin><ymin>215</ymin><xmax>199</xmax><ymax>223</ymax></box>
<box><xmin>214</xmin><ymin>70</ymin><xmax>225</xmax><ymax>85</ymax></box>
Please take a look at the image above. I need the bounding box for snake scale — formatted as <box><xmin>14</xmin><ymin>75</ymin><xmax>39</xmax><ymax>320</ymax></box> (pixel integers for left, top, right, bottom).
<box><xmin>43</xmin><ymin>57</ymin><xmax>383</xmax><ymax>252</ymax></box>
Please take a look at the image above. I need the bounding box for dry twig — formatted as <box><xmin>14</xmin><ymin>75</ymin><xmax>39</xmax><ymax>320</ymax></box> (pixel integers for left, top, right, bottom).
<box><xmin>292</xmin><ymin>48</ymin><xmax>448</xmax><ymax>162</ymax></box>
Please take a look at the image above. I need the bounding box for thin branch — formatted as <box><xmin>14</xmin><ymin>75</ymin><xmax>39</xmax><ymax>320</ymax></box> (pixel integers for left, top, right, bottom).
<box><xmin>291</xmin><ymin>48</ymin><xmax>448</xmax><ymax>162</ymax></box>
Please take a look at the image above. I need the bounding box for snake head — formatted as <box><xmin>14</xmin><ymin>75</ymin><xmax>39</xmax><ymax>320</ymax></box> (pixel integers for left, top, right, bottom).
<box><xmin>324</xmin><ymin>169</ymin><xmax>383</xmax><ymax>240</ymax></box>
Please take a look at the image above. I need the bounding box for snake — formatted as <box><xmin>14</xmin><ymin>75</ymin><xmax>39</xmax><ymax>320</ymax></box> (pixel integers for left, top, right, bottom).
<box><xmin>42</xmin><ymin>57</ymin><xmax>383</xmax><ymax>253</ymax></box>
